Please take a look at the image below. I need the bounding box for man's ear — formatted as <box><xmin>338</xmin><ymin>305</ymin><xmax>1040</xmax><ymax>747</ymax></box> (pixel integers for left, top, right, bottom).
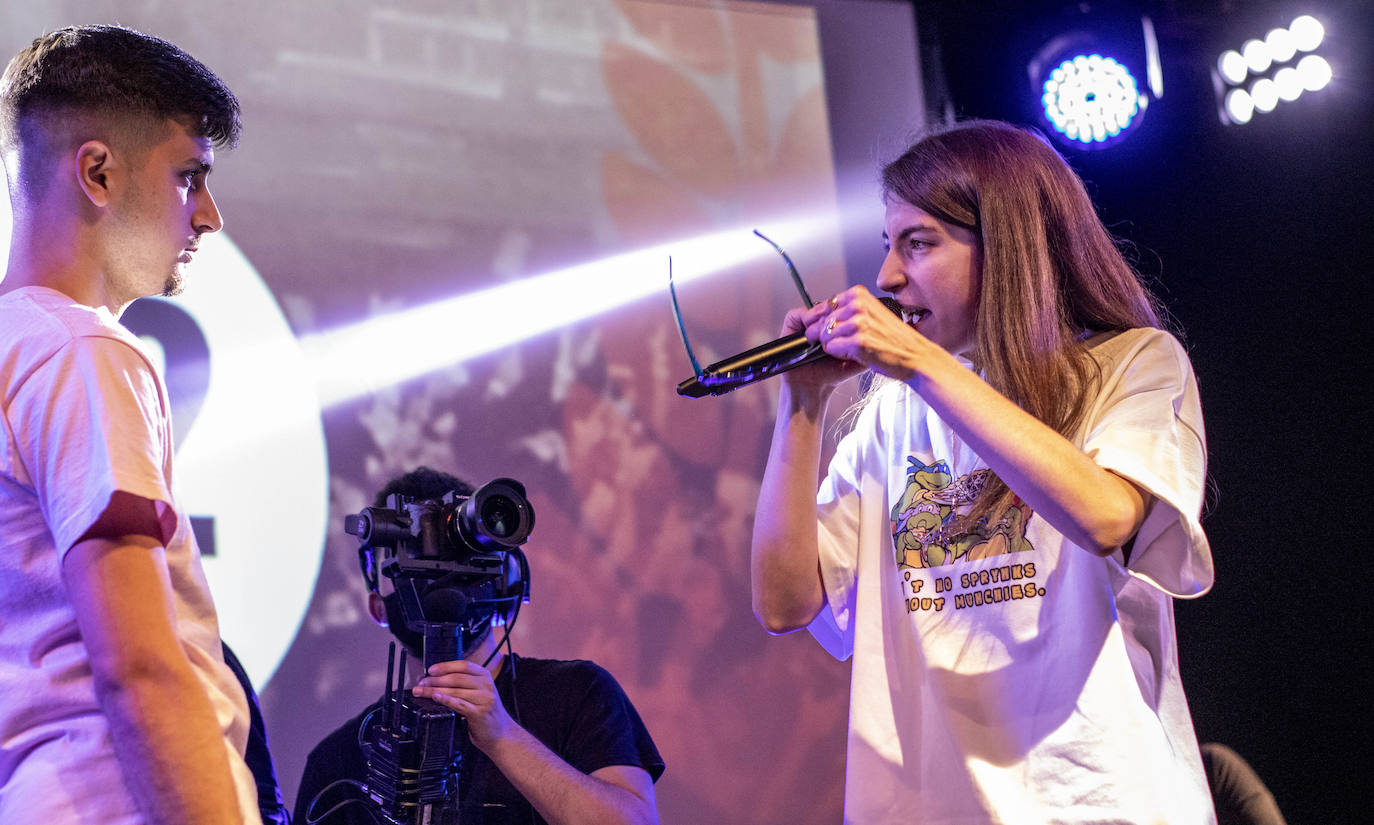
<box><xmin>75</xmin><ymin>140</ymin><xmax>114</xmax><ymax>207</ymax></box>
<box><xmin>367</xmin><ymin>592</ymin><xmax>388</xmax><ymax>627</ymax></box>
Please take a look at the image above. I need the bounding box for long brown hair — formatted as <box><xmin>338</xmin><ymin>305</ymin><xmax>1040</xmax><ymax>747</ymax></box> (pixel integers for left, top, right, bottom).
<box><xmin>878</xmin><ymin>120</ymin><xmax>1164</xmax><ymax>524</ymax></box>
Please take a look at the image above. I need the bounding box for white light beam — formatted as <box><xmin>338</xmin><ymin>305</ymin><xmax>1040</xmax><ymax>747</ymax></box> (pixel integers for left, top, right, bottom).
<box><xmin>301</xmin><ymin>215</ymin><xmax>834</xmax><ymax>406</ymax></box>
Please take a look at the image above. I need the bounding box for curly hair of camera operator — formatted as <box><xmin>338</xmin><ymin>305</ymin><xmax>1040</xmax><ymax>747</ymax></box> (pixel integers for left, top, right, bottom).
<box><xmin>345</xmin><ymin>479</ymin><xmax>536</xmax><ymax>669</ymax></box>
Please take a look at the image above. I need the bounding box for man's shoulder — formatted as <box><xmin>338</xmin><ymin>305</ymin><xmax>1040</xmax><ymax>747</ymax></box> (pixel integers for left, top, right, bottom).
<box><xmin>306</xmin><ymin>701</ymin><xmax>381</xmax><ymax>762</ymax></box>
<box><xmin>509</xmin><ymin>655</ymin><xmax>664</xmax><ymax>781</ymax></box>
<box><xmin>510</xmin><ymin>656</ymin><xmax>618</xmax><ymax>692</ymax></box>
<box><xmin>296</xmin><ymin>701</ymin><xmax>382</xmax><ymax>825</ymax></box>
<box><xmin>507</xmin><ymin>656</ymin><xmax>632</xmax><ymax>724</ymax></box>
<box><xmin>1</xmin><ymin>286</ymin><xmax>131</xmax><ymax>341</ymax></box>
<box><xmin>1</xmin><ymin>287</ymin><xmax>149</xmax><ymax>385</ymax></box>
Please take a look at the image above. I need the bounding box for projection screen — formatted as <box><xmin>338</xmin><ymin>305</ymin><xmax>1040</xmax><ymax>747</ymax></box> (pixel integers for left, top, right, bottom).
<box><xmin>0</xmin><ymin>1</ymin><xmax>923</xmax><ymax>821</ymax></box>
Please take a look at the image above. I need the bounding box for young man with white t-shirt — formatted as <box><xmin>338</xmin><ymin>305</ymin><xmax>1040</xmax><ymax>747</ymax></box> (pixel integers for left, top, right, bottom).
<box><xmin>0</xmin><ymin>25</ymin><xmax>262</xmax><ymax>825</ymax></box>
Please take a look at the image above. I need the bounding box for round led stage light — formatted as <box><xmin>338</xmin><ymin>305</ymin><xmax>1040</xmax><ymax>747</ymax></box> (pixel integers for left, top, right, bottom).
<box><xmin>1218</xmin><ymin>49</ymin><xmax>1248</xmax><ymax>85</ymax></box>
<box><xmin>1290</xmin><ymin>15</ymin><xmax>1324</xmax><ymax>51</ymax></box>
<box><xmin>1224</xmin><ymin>89</ymin><xmax>1255</xmax><ymax>124</ymax></box>
<box><xmin>1297</xmin><ymin>54</ymin><xmax>1332</xmax><ymax>91</ymax></box>
<box><xmin>1040</xmin><ymin>53</ymin><xmax>1145</xmax><ymax>147</ymax></box>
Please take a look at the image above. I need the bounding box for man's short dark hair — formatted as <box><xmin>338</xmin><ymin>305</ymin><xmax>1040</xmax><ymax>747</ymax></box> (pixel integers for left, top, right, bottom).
<box><xmin>0</xmin><ymin>24</ymin><xmax>241</xmax><ymax>157</ymax></box>
<box><xmin>372</xmin><ymin>466</ymin><xmax>476</xmax><ymax>508</ymax></box>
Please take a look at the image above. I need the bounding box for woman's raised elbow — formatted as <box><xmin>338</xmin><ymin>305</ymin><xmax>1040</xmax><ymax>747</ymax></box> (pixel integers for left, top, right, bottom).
<box><xmin>752</xmin><ymin>593</ymin><xmax>822</xmax><ymax>635</ymax></box>
<box><xmin>1080</xmin><ymin>504</ymin><xmax>1146</xmax><ymax>557</ymax></box>
<box><xmin>1076</xmin><ymin>473</ymin><xmax>1151</xmax><ymax>557</ymax></box>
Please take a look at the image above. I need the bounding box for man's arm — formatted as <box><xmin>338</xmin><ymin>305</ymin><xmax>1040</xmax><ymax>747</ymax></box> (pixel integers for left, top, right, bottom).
<box><xmin>414</xmin><ymin>660</ymin><xmax>658</xmax><ymax>825</ymax></box>
<box><xmin>473</xmin><ymin>721</ymin><xmax>658</xmax><ymax>825</ymax></box>
<box><xmin>63</xmin><ymin>531</ymin><xmax>251</xmax><ymax>825</ymax></box>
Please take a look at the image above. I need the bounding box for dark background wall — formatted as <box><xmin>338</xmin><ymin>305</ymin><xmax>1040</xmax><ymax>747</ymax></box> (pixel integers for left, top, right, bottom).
<box><xmin>915</xmin><ymin>1</ymin><xmax>1373</xmax><ymax>821</ymax></box>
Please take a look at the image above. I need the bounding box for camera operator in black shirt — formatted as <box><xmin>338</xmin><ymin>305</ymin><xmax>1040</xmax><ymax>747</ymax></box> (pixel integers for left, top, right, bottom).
<box><xmin>295</xmin><ymin>467</ymin><xmax>663</xmax><ymax>825</ymax></box>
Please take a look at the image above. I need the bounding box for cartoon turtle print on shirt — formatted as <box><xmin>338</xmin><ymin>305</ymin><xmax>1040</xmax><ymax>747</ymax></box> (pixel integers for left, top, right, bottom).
<box><xmin>891</xmin><ymin>456</ymin><xmax>1034</xmax><ymax>569</ymax></box>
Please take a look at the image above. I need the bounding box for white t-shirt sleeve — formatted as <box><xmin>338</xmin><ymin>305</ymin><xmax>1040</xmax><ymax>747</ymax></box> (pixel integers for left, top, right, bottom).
<box><xmin>1082</xmin><ymin>331</ymin><xmax>1212</xmax><ymax>597</ymax></box>
<box><xmin>10</xmin><ymin>335</ymin><xmax>174</xmax><ymax>557</ymax></box>
<box><xmin>809</xmin><ymin>393</ymin><xmax>885</xmax><ymax>661</ymax></box>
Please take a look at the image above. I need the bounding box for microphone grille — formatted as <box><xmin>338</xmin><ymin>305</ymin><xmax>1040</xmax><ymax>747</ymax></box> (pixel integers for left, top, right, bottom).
<box><xmin>419</xmin><ymin>588</ymin><xmax>470</xmax><ymax>623</ymax></box>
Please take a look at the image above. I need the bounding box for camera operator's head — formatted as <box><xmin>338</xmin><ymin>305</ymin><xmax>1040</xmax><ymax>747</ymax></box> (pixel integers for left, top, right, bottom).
<box><xmin>350</xmin><ymin>465</ymin><xmax>534</xmax><ymax>668</ymax></box>
<box><xmin>366</xmin><ymin>466</ymin><xmax>487</xmax><ymax>658</ymax></box>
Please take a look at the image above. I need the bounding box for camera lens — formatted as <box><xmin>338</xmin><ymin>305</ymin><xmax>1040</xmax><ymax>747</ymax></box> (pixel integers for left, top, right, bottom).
<box><xmin>481</xmin><ymin>496</ymin><xmax>519</xmax><ymax>539</ymax></box>
<box><xmin>453</xmin><ymin>478</ymin><xmax>535</xmax><ymax>550</ymax></box>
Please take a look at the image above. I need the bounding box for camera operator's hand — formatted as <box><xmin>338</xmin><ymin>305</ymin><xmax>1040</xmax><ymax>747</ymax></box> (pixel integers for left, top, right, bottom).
<box><xmin>414</xmin><ymin>655</ymin><xmax>660</xmax><ymax>825</ymax></box>
<box><xmin>413</xmin><ymin>660</ymin><xmax>514</xmax><ymax>751</ymax></box>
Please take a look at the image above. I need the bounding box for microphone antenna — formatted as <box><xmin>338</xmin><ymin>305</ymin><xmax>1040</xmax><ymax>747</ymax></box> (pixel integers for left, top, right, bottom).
<box><xmin>384</xmin><ymin>641</ymin><xmax>396</xmax><ymax>705</ymax></box>
<box><xmin>392</xmin><ymin>646</ymin><xmax>406</xmax><ymax>729</ymax></box>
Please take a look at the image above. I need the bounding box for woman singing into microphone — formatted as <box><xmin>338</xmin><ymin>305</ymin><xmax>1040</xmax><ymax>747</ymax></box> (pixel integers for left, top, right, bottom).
<box><xmin>750</xmin><ymin>120</ymin><xmax>1215</xmax><ymax>824</ymax></box>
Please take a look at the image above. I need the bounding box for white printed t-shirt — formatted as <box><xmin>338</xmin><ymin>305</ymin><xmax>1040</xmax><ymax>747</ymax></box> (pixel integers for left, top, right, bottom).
<box><xmin>810</xmin><ymin>327</ymin><xmax>1215</xmax><ymax>825</ymax></box>
<box><xmin>0</xmin><ymin>286</ymin><xmax>261</xmax><ymax>824</ymax></box>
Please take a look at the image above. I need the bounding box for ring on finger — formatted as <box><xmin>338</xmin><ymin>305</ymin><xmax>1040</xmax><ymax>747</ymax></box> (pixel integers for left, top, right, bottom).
<box><xmin>827</xmin><ymin>296</ymin><xmax>838</xmax><ymax>310</ymax></box>
<box><xmin>826</xmin><ymin>319</ymin><xmax>836</xmax><ymax>335</ymax></box>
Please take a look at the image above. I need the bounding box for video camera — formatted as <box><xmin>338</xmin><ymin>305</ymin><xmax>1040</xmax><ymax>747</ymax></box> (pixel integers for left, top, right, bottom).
<box><xmin>347</xmin><ymin>478</ymin><xmax>535</xmax><ymax>668</ymax></box>
<box><xmin>338</xmin><ymin>478</ymin><xmax>536</xmax><ymax>825</ymax></box>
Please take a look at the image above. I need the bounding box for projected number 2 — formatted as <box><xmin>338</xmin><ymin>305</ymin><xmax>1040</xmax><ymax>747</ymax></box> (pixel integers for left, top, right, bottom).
<box><xmin>119</xmin><ymin>232</ymin><xmax>328</xmax><ymax>689</ymax></box>
<box><xmin>122</xmin><ymin>299</ymin><xmax>218</xmax><ymax>556</ymax></box>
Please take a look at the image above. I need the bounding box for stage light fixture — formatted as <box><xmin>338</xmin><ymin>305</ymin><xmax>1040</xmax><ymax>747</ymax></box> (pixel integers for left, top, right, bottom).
<box><xmin>1251</xmin><ymin>78</ymin><xmax>1279</xmax><ymax>113</ymax></box>
<box><xmin>1297</xmin><ymin>54</ymin><xmax>1332</xmax><ymax>91</ymax></box>
<box><xmin>1214</xmin><ymin>14</ymin><xmax>1331</xmax><ymax>125</ymax></box>
<box><xmin>1290</xmin><ymin>14</ymin><xmax>1324</xmax><ymax>51</ymax></box>
<box><xmin>1028</xmin><ymin>12</ymin><xmax>1161</xmax><ymax>150</ymax></box>
<box><xmin>1242</xmin><ymin>38</ymin><xmax>1273</xmax><ymax>74</ymax></box>
<box><xmin>1274</xmin><ymin>67</ymin><xmax>1303</xmax><ymax>101</ymax></box>
<box><xmin>1040</xmin><ymin>54</ymin><xmax>1141</xmax><ymax>145</ymax></box>
<box><xmin>1225</xmin><ymin>89</ymin><xmax>1255</xmax><ymax>125</ymax></box>
<box><xmin>1218</xmin><ymin>50</ymin><xmax>1248</xmax><ymax>85</ymax></box>
<box><xmin>1265</xmin><ymin>28</ymin><xmax>1297</xmax><ymax>63</ymax></box>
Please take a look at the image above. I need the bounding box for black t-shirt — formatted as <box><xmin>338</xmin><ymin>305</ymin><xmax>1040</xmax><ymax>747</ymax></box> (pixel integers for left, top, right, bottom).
<box><xmin>222</xmin><ymin>643</ymin><xmax>291</xmax><ymax>825</ymax></box>
<box><xmin>294</xmin><ymin>655</ymin><xmax>664</xmax><ymax>825</ymax></box>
